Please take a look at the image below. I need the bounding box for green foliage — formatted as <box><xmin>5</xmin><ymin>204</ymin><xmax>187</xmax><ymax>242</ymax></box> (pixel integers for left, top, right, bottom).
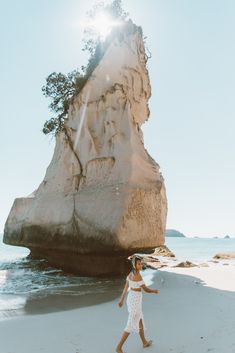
<box><xmin>42</xmin><ymin>70</ymin><xmax>87</xmax><ymax>135</ymax></box>
<box><xmin>42</xmin><ymin>0</ymin><xmax>129</xmax><ymax>135</ymax></box>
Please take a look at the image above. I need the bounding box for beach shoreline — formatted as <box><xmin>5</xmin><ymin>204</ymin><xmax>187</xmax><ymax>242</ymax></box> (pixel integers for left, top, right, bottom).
<box><xmin>0</xmin><ymin>263</ymin><xmax>234</xmax><ymax>353</ymax></box>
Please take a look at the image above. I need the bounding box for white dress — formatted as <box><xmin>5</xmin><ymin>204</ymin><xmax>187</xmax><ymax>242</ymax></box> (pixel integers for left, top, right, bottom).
<box><xmin>124</xmin><ymin>275</ymin><xmax>146</xmax><ymax>333</ymax></box>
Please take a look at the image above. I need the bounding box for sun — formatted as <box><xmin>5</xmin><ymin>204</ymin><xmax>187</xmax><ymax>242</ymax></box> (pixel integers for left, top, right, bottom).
<box><xmin>88</xmin><ymin>12</ymin><xmax>121</xmax><ymax>40</ymax></box>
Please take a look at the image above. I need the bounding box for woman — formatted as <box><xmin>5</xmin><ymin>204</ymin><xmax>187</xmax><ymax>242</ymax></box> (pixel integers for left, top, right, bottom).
<box><xmin>116</xmin><ymin>255</ymin><xmax>160</xmax><ymax>353</ymax></box>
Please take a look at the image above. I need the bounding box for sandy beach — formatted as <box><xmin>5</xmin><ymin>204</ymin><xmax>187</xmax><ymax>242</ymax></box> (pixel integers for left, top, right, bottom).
<box><xmin>0</xmin><ymin>263</ymin><xmax>234</xmax><ymax>353</ymax></box>
<box><xmin>1</xmin><ymin>1</ymin><xmax>234</xmax><ymax>353</ymax></box>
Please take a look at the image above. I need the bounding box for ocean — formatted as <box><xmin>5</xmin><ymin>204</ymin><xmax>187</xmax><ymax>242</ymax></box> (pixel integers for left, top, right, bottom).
<box><xmin>165</xmin><ymin>236</ymin><xmax>235</xmax><ymax>262</ymax></box>
<box><xmin>0</xmin><ymin>234</ymin><xmax>234</xmax><ymax>320</ymax></box>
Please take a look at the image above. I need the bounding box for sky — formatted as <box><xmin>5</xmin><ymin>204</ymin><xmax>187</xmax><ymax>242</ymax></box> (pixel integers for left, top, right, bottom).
<box><xmin>0</xmin><ymin>0</ymin><xmax>234</xmax><ymax>237</ymax></box>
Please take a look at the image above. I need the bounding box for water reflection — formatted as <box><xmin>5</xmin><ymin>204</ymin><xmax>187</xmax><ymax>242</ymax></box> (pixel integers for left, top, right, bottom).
<box><xmin>0</xmin><ymin>254</ymin><xmax>156</xmax><ymax>319</ymax></box>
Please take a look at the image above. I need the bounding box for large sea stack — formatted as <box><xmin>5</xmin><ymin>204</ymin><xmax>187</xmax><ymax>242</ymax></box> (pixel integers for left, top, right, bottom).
<box><xmin>4</xmin><ymin>21</ymin><xmax>168</xmax><ymax>276</ymax></box>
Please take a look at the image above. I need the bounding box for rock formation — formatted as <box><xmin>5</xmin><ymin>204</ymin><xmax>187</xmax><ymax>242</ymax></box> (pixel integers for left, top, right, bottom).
<box><xmin>152</xmin><ymin>245</ymin><xmax>175</xmax><ymax>257</ymax></box>
<box><xmin>174</xmin><ymin>261</ymin><xmax>197</xmax><ymax>268</ymax></box>
<box><xmin>3</xmin><ymin>21</ymin><xmax>168</xmax><ymax>276</ymax></box>
<box><xmin>213</xmin><ymin>252</ymin><xmax>235</xmax><ymax>260</ymax></box>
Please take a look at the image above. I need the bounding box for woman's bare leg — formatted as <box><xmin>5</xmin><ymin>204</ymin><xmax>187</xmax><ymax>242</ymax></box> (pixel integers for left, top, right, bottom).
<box><xmin>139</xmin><ymin>319</ymin><xmax>152</xmax><ymax>347</ymax></box>
<box><xmin>116</xmin><ymin>331</ymin><xmax>130</xmax><ymax>353</ymax></box>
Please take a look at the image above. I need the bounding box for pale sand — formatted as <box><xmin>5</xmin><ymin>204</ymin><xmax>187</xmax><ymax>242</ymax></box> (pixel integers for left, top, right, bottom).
<box><xmin>0</xmin><ymin>264</ymin><xmax>235</xmax><ymax>353</ymax></box>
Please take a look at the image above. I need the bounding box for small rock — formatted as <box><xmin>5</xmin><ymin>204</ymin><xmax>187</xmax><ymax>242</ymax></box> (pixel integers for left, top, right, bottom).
<box><xmin>174</xmin><ymin>261</ymin><xmax>197</xmax><ymax>268</ymax></box>
<box><xmin>213</xmin><ymin>252</ymin><xmax>235</xmax><ymax>260</ymax></box>
<box><xmin>151</xmin><ymin>245</ymin><xmax>175</xmax><ymax>257</ymax></box>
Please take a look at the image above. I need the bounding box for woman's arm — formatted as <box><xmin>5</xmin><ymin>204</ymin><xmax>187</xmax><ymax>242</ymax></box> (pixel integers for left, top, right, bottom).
<box><xmin>118</xmin><ymin>280</ymin><xmax>129</xmax><ymax>307</ymax></box>
<box><xmin>141</xmin><ymin>284</ymin><xmax>160</xmax><ymax>294</ymax></box>
<box><xmin>139</xmin><ymin>276</ymin><xmax>160</xmax><ymax>294</ymax></box>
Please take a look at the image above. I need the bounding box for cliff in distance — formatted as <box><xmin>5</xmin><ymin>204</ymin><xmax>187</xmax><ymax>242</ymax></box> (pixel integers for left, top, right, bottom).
<box><xmin>4</xmin><ymin>21</ymin><xmax>168</xmax><ymax>276</ymax></box>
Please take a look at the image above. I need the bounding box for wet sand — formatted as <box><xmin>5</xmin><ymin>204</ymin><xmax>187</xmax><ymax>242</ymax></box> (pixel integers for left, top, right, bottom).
<box><xmin>0</xmin><ymin>264</ymin><xmax>234</xmax><ymax>353</ymax></box>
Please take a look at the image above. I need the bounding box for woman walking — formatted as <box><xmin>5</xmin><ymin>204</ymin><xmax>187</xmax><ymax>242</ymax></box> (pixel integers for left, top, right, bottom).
<box><xmin>116</xmin><ymin>255</ymin><xmax>160</xmax><ymax>353</ymax></box>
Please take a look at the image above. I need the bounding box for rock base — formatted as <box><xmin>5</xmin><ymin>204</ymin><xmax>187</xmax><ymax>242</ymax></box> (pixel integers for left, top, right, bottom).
<box><xmin>27</xmin><ymin>247</ymin><xmax>155</xmax><ymax>276</ymax></box>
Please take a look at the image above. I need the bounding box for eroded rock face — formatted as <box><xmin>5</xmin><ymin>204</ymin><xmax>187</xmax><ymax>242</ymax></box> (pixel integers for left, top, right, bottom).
<box><xmin>4</xmin><ymin>22</ymin><xmax>168</xmax><ymax>276</ymax></box>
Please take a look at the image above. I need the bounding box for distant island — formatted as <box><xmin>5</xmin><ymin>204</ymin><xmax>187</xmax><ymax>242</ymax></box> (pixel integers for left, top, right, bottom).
<box><xmin>214</xmin><ymin>235</ymin><xmax>231</xmax><ymax>239</ymax></box>
<box><xmin>165</xmin><ymin>229</ymin><xmax>186</xmax><ymax>238</ymax></box>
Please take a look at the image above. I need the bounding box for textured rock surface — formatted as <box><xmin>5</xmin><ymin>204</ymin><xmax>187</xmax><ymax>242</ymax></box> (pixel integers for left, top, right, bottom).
<box><xmin>4</xmin><ymin>22</ymin><xmax>168</xmax><ymax>276</ymax></box>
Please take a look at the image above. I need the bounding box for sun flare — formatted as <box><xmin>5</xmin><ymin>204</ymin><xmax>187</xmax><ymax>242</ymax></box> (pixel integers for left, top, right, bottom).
<box><xmin>88</xmin><ymin>12</ymin><xmax>121</xmax><ymax>39</ymax></box>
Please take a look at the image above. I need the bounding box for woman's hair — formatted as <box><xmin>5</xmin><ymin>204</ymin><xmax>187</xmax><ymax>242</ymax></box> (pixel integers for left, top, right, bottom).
<box><xmin>130</xmin><ymin>255</ymin><xmax>142</xmax><ymax>274</ymax></box>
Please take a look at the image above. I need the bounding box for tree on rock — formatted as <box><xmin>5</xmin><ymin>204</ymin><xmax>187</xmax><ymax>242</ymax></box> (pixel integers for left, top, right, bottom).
<box><xmin>42</xmin><ymin>0</ymin><xmax>129</xmax><ymax>136</ymax></box>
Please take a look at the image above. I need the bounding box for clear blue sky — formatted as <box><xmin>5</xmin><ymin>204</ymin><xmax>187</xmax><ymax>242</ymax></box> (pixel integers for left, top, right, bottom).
<box><xmin>0</xmin><ymin>0</ymin><xmax>234</xmax><ymax>237</ymax></box>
